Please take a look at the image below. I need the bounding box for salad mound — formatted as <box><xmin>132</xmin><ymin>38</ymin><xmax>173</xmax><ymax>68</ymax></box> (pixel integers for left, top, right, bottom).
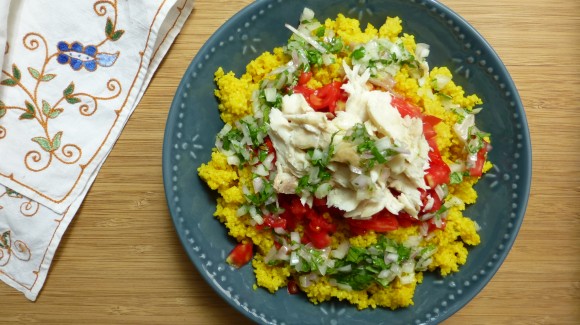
<box><xmin>198</xmin><ymin>8</ymin><xmax>491</xmax><ymax>310</ymax></box>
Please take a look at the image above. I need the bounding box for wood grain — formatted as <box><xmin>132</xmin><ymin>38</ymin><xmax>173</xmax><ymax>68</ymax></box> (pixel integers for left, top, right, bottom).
<box><xmin>2</xmin><ymin>0</ymin><xmax>579</xmax><ymax>324</ymax></box>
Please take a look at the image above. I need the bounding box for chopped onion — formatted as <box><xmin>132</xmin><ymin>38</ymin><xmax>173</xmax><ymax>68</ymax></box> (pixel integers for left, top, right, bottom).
<box><xmin>419</xmin><ymin>222</ymin><xmax>429</xmax><ymax>236</ymax></box>
<box><xmin>300</xmin><ymin>7</ymin><xmax>315</xmax><ymax>21</ymax></box>
<box><xmin>249</xmin><ymin>206</ymin><xmax>263</xmax><ymax>225</ymax></box>
<box><xmin>275</xmin><ymin>245</ymin><xmax>290</xmax><ymax>260</ymax></box>
<box><xmin>399</xmin><ymin>274</ymin><xmax>415</xmax><ymax>285</ymax></box>
<box><xmin>252</xmin><ymin>177</ymin><xmax>265</xmax><ymax>194</ymax></box>
<box><xmin>263</xmin><ymin>153</ymin><xmax>275</xmax><ymax>170</ymax></box>
<box><xmin>453</xmin><ymin>113</ymin><xmax>475</xmax><ymax>143</ymax></box>
<box><xmin>415</xmin><ymin>43</ymin><xmax>430</xmax><ymax>59</ymax></box>
<box><xmin>290</xmin><ymin>232</ymin><xmax>301</xmax><ymax>245</ymax></box>
<box><xmin>423</xmin><ymin>195</ymin><xmax>435</xmax><ymax>212</ymax></box>
<box><xmin>236</xmin><ymin>205</ymin><xmax>248</xmax><ymax>217</ymax></box>
<box><xmin>390</xmin><ymin>264</ymin><xmax>401</xmax><ymax>275</ymax></box>
<box><xmin>331</xmin><ymin>240</ymin><xmax>350</xmax><ymax>259</ymax></box>
<box><xmin>385</xmin><ymin>253</ymin><xmax>399</xmax><ymax>263</ymax></box>
<box><xmin>336</xmin><ymin>282</ymin><xmax>353</xmax><ymax>291</ymax></box>
<box><xmin>264</xmin><ymin>87</ymin><xmax>277</xmax><ymax>103</ymax></box>
<box><xmin>289</xmin><ymin>251</ymin><xmax>299</xmax><ymax>266</ymax></box>
<box><xmin>405</xmin><ymin>236</ymin><xmax>422</xmax><ymax>248</ymax></box>
<box><xmin>254</xmin><ymin>164</ymin><xmax>269</xmax><ymax>177</ymax></box>
<box><xmin>434</xmin><ymin>185</ymin><xmax>447</xmax><ymax>200</ymax></box>
<box><xmin>264</xmin><ymin>246</ymin><xmax>278</xmax><ymax>264</ymax></box>
<box><xmin>226</xmin><ymin>155</ymin><xmax>240</xmax><ymax>166</ymax></box>
<box><xmin>420</xmin><ymin>212</ymin><xmax>435</xmax><ymax>221</ymax></box>
<box><xmin>285</xmin><ymin>23</ymin><xmax>327</xmax><ymax>53</ymax></box>
<box><xmin>375</xmin><ymin>137</ymin><xmax>393</xmax><ymax>151</ymax></box>
<box><xmin>314</xmin><ymin>182</ymin><xmax>332</xmax><ymax>199</ymax></box>
<box><xmin>336</xmin><ymin>264</ymin><xmax>352</xmax><ymax>273</ymax></box>
<box><xmin>402</xmin><ymin>261</ymin><xmax>415</xmax><ymax>274</ymax></box>
<box><xmin>274</xmin><ymin>227</ymin><xmax>287</xmax><ymax>235</ymax></box>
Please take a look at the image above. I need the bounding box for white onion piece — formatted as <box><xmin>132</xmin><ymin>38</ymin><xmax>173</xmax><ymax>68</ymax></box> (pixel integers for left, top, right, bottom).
<box><xmin>314</xmin><ymin>183</ymin><xmax>332</xmax><ymax>199</ymax></box>
<box><xmin>236</xmin><ymin>205</ymin><xmax>248</xmax><ymax>217</ymax></box>
<box><xmin>264</xmin><ymin>87</ymin><xmax>277</xmax><ymax>103</ymax></box>
<box><xmin>249</xmin><ymin>206</ymin><xmax>263</xmax><ymax>224</ymax></box>
<box><xmin>289</xmin><ymin>251</ymin><xmax>299</xmax><ymax>266</ymax></box>
<box><xmin>331</xmin><ymin>241</ymin><xmax>350</xmax><ymax>259</ymax></box>
<box><xmin>290</xmin><ymin>232</ymin><xmax>301</xmax><ymax>245</ymax></box>
<box><xmin>300</xmin><ymin>7</ymin><xmax>315</xmax><ymax>21</ymax></box>
<box><xmin>285</xmin><ymin>24</ymin><xmax>327</xmax><ymax>53</ymax></box>
<box><xmin>385</xmin><ymin>253</ymin><xmax>399</xmax><ymax>263</ymax></box>
<box><xmin>252</xmin><ymin>177</ymin><xmax>264</xmax><ymax>194</ymax></box>
<box><xmin>254</xmin><ymin>164</ymin><xmax>269</xmax><ymax>177</ymax></box>
<box><xmin>226</xmin><ymin>155</ymin><xmax>240</xmax><ymax>166</ymax></box>
<box><xmin>264</xmin><ymin>246</ymin><xmax>278</xmax><ymax>264</ymax></box>
<box><xmin>399</xmin><ymin>274</ymin><xmax>415</xmax><ymax>285</ymax></box>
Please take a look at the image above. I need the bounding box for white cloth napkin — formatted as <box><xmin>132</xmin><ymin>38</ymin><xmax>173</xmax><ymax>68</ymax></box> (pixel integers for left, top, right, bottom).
<box><xmin>0</xmin><ymin>0</ymin><xmax>194</xmax><ymax>301</ymax></box>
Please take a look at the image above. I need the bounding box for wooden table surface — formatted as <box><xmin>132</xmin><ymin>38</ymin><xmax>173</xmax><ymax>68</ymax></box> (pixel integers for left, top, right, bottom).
<box><xmin>3</xmin><ymin>0</ymin><xmax>579</xmax><ymax>324</ymax></box>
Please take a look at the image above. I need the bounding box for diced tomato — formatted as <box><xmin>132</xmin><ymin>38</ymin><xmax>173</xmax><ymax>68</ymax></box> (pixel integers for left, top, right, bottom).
<box><xmin>468</xmin><ymin>145</ymin><xmax>488</xmax><ymax>177</ymax></box>
<box><xmin>298</xmin><ymin>71</ymin><xmax>312</xmax><ymax>85</ymax></box>
<box><xmin>425</xmin><ymin>157</ymin><xmax>451</xmax><ymax>187</ymax></box>
<box><xmin>427</xmin><ymin>218</ymin><xmax>446</xmax><ymax>232</ymax></box>
<box><xmin>420</xmin><ymin>189</ymin><xmax>442</xmax><ymax>214</ymax></box>
<box><xmin>289</xmin><ymin>197</ymin><xmax>309</xmax><ymax>216</ymax></box>
<box><xmin>287</xmin><ymin>279</ymin><xmax>299</xmax><ymax>295</ymax></box>
<box><xmin>256</xmin><ymin>215</ymin><xmax>287</xmax><ymax>231</ymax></box>
<box><xmin>422</xmin><ymin>115</ymin><xmax>442</xmax><ymax>140</ymax></box>
<box><xmin>304</xmin><ymin>226</ymin><xmax>332</xmax><ymax>249</ymax></box>
<box><xmin>226</xmin><ymin>241</ymin><xmax>253</xmax><ymax>268</ymax></box>
<box><xmin>391</xmin><ymin>96</ymin><xmax>422</xmax><ymax>118</ymax></box>
<box><xmin>396</xmin><ymin>212</ymin><xmax>419</xmax><ymax>228</ymax></box>
<box><xmin>347</xmin><ymin>210</ymin><xmax>399</xmax><ymax>235</ymax></box>
<box><xmin>293</xmin><ymin>80</ymin><xmax>346</xmax><ymax>115</ymax></box>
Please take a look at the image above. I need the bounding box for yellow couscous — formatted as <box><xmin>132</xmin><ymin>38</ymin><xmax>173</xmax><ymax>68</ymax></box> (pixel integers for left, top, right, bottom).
<box><xmin>198</xmin><ymin>8</ymin><xmax>490</xmax><ymax>310</ymax></box>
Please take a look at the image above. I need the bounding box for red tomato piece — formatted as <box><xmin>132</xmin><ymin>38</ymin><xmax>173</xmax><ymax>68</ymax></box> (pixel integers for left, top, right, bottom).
<box><xmin>304</xmin><ymin>227</ymin><xmax>332</xmax><ymax>249</ymax></box>
<box><xmin>298</xmin><ymin>71</ymin><xmax>312</xmax><ymax>85</ymax></box>
<box><xmin>226</xmin><ymin>241</ymin><xmax>254</xmax><ymax>268</ymax></box>
<box><xmin>391</xmin><ymin>96</ymin><xmax>422</xmax><ymax>118</ymax></box>
<box><xmin>422</xmin><ymin>115</ymin><xmax>442</xmax><ymax>140</ymax></box>
<box><xmin>396</xmin><ymin>212</ymin><xmax>419</xmax><ymax>228</ymax></box>
<box><xmin>427</xmin><ymin>218</ymin><xmax>447</xmax><ymax>232</ymax></box>
<box><xmin>347</xmin><ymin>210</ymin><xmax>399</xmax><ymax>234</ymax></box>
<box><xmin>469</xmin><ymin>145</ymin><xmax>488</xmax><ymax>177</ymax></box>
<box><xmin>293</xmin><ymin>80</ymin><xmax>345</xmax><ymax>114</ymax></box>
<box><xmin>287</xmin><ymin>279</ymin><xmax>299</xmax><ymax>295</ymax></box>
<box><xmin>425</xmin><ymin>159</ymin><xmax>451</xmax><ymax>187</ymax></box>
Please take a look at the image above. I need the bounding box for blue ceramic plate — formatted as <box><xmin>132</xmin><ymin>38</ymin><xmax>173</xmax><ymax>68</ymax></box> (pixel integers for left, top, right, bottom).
<box><xmin>162</xmin><ymin>0</ymin><xmax>531</xmax><ymax>324</ymax></box>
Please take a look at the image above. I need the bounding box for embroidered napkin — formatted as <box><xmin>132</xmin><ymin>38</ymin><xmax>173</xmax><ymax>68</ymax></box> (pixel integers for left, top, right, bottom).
<box><xmin>0</xmin><ymin>0</ymin><xmax>194</xmax><ymax>301</ymax></box>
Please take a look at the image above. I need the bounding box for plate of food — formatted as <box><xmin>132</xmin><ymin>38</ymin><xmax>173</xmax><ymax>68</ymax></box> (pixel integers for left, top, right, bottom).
<box><xmin>162</xmin><ymin>0</ymin><xmax>531</xmax><ymax>324</ymax></box>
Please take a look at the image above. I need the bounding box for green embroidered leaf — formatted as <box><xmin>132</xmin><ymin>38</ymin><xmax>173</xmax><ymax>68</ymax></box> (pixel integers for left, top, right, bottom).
<box><xmin>19</xmin><ymin>112</ymin><xmax>35</xmax><ymax>120</ymax></box>
<box><xmin>25</xmin><ymin>101</ymin><xmax>35</xmax><ymax>114</ymax></box>
<box><xmin>20</xmin><ymin>101</ymin><xmax>36</xmax><ymax>119</ymax></box>
<box><xmin>32</xmin><ymin>136</ymin><xmax>53</xmax><ymax>152</ymax></box>
<box><xmin>41</xmin><ymin>73</ymin><xmax>56</xmax><ymax>81</ymax></box>
<box><xmin>66</xmin><ymin>96</ymin><xmax>81</xmax><ymax>104</ymax></box>
<box><xmin>28</xmin><ymin>67</ymin><xmax>40</xmax><ymax>80</ymax></box>
<box><xmin>0</xmin><ymin>231</ymin><xmax>9</xmax><ymax>248</ymax></box>
<box><xmin>48</xmin><ymin>108</ymin><xmax>64</xmax><ymax>119</ymax></box>
<box><xmin>12</xmin><ymin>64</ymin><xmax>21</xmax><ymax>81</ymax></box>
<box><xmin>42</xmin><ymin>100</ymin><xmax>51</xmax><ymax>116</ymax></box>
<box><xmin>1</xmin><ymin>78</ymin><xmax>17</xmax><ymax>86</ymax></box>
<box><xmin>63</xmin><ymin>82</ymin><xmax>75</xmax><ymax>97</ymax></box>
<box><xmin>6</xmin><ymin>188</ymin><xmax>21</xmax><ymax>197</ymax></box>
<box><xmin>105</xmin><ymin>17</ymin><xmax>114</xmax><ymax>37</ymax></box>
<box><xmin>110</xmin><ymin>29</ymin><xmax>125</xmax><ymax>41</ymax></box>
<box><xmin>52</xmin><ymin>131</ymin><xmax>63</xmax><ymax>151</ymax></box>
<box><xmin>0</xmin><ymin>100</ymin><xmax>5</xmax><ymax>118</ymax></box>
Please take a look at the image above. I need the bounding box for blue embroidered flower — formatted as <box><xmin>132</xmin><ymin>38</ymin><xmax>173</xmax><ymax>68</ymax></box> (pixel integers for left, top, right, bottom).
<box><xmin>56</xmin><ymin>41</ymin><xmax>118</xmax><ymax>72</ymax></box>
